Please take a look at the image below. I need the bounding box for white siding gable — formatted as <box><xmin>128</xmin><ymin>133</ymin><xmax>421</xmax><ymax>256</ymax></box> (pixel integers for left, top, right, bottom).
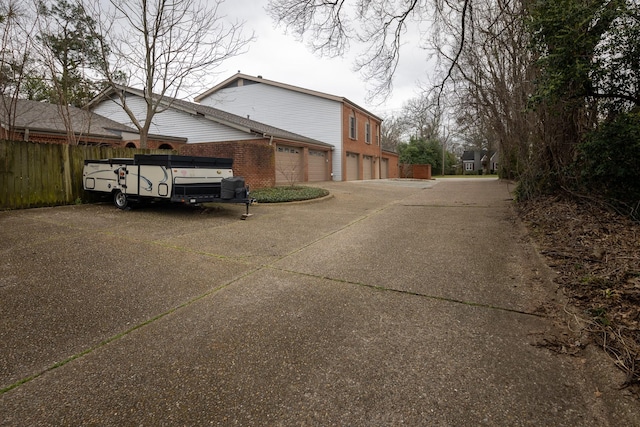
<box><xmin>199</xmin><ymin>83</ymin><xmax>344</xmax><ymax>180</ymax></box>
<box><xmin>92</xmin><ymin>95</ymin><xmax>254</xmax><ymax>143</ymax></box>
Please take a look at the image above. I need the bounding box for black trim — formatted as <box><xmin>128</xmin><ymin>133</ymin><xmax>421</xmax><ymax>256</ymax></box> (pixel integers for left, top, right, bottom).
<box><xmin>84</xmin><ymin>155</ymin><xmax>233</xmax><ymax>169</ymax></box>
<box><xmin>84</xmin><ymin>158</ymin><xmax>136</xmax><ymax>166</ymax></box>
<box><xmin>133</xmin><ymin>154</ymin><xmax>233</xmax><ymax>168</ymax></box>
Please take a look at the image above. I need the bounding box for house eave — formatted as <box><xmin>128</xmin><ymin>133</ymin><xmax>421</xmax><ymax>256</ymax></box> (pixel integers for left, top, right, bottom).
<box><xmin>195</xmin><ymin>73</ymin><xmax>383</xmax><ymax>122</ymax></box>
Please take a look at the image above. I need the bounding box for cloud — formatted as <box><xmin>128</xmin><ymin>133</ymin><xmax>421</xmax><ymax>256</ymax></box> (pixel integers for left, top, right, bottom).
<box><xmin>210</xmin><ymin>0</ymin><xmax>433</xmax><ymax>115</ymax></box>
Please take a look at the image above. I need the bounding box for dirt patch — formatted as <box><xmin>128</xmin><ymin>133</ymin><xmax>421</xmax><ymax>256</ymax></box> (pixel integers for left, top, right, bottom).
<box><xmin>518</xmin><ymin>196</ymin><xmax>640</xmax><ymax>394</ymax></box>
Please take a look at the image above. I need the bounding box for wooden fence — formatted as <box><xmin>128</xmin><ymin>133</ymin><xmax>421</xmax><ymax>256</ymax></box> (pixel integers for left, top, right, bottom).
<box><xmin>0</xmin><ymin>140</ymin><xmax>169</xmax><ymax>210</ymax></box>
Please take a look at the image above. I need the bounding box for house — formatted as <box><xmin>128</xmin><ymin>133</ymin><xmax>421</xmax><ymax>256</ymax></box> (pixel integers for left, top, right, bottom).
<box><xmin>194</xmin><ymin>73</ymin><xmax>398</xmax><ymax>181</ymax></box>
<box><xmin>87</xmin><ymin>85</ymin><xmax>333</xmax><ymax>187</ymax></box>
<box><xmin>0</xmin><ymin>98</ymin><xmax>185</xmax><ymax>147</ymax></box>
<box><xmin>461</xmin><ymin>150</ymin><xmax>498</xmax><ymax>174</ymax></box>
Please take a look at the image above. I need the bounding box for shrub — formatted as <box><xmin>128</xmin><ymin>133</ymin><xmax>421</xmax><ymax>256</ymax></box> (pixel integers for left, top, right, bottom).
<box><xmin>574</xmin><ymin>111</ymin><xmax>640</xmax><ymax>216</ymax></box>
<box><xmin>251</xmin><ymin>186</ymin><xmax>329</xmax><ymax>203</ymax></box>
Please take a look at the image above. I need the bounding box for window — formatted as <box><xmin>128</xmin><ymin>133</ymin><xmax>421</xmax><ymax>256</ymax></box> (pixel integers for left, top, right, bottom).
<box><xmin>365</xmin><ymin>121</ymin><xmax>371</xmax><ymax>144</ymax></box>
<box><xmin>349</xmin><ymin>113</ymin><xmax>356</xmax><ymax>139</ymax></box>
<box><xmin>278</xmin><ymin>147</ymin><xmax>300</xmax><ymax>154</ymax></box>
<box><xmin>465</xmin><ymin>162</ymin><xmax>474</xmax><ymax>171</ymax></box>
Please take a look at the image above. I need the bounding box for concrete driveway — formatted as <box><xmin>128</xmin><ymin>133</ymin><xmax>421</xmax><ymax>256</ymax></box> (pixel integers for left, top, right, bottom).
<box><xmin>1</xmin><ymin>178</ymin><xmax>638</xmax><ymax>426</ymax></box>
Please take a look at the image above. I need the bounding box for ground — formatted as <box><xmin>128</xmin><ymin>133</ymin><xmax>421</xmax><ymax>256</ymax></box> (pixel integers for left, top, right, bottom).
<box><xmin>518</xmin><ymin>196</ymin><xmax>640</xmax><ymax>395</ymax></box>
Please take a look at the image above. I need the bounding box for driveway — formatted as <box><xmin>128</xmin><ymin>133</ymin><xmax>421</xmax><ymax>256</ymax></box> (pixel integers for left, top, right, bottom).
<box><xmin>1</xmin><ymin>178</ymin><xmax>638</xmax><ymax>426</ymax></box>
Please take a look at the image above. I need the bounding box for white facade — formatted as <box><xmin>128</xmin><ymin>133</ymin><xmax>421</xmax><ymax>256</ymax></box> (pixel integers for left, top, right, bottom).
<box><xmin>198</xmin><ymin>82</ymin><xmax>345</xmax><ymax>181</ymax></box>
<box><xmin>92</xmin><ymin>95</ymin><xmax>253</xmax><ymax>143</ymax></box>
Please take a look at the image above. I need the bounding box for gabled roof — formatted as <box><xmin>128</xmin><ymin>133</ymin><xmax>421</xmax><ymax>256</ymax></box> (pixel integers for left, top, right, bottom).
<box><xmin>88</xmin><ymin>84</ymin><xmax>332</xmax><ymax>148</ymax></box>
<box><xmin>461</xmin><ymin>149</ymin><xmax>497</xmax><ymax>161</ymax></box>
<box><xmin>461</xmin><ymin>150</ymin><xmax>477</xmax><ymax>161</ymax></box>
<box><xmin>194</xmin><ymin>73</ymin><xmax>383</xmax><ymax>122</ymax></box>
<box><xmin>0</xmin><ymin>98</ymin><xmax>136</xmax><ymax>140</ymax></box>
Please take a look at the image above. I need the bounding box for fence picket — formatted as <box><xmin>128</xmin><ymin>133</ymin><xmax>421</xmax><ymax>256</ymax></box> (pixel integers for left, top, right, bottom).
<box><xmin>0</xmin><ymin>140</ymin><xmax>170</xmax><ymax>209</ymax></box>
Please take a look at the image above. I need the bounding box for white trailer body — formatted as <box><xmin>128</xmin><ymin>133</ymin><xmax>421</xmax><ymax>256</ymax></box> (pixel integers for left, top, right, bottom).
<box><xmin>83</xmin><ymin>154</ymin><xmax>253</xmax><ymax>216</ymax></box>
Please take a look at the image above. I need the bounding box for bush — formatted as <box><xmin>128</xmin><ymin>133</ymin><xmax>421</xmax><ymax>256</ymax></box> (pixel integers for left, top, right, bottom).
<box><xmin>574</xmin><ymin>111</ymin><xmax>640</xmax><ymax>214</ymax></box>
<box><xmin>251</xmin><ymin>186</ymin><xmax>329</xmax><ymax>203</ymax></box>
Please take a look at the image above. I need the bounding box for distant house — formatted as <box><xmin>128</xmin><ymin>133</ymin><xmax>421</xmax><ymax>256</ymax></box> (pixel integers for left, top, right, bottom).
<box><xmin>0</xmin><ymin>98</ymin><xmax>184</xmax><ymax>147</ymax></box>
<box><xmin>461</xmin><ymin>150</ymin><xmax>498</xmax><ymax>174</ymax></box>
<box><xmin>87</xmin><ymin>85</ymin><xmax>334</xmax><ymax>187</ymax></box>
<box><xmin>194</xmin><ymin>73</ymin><xmax>398</xmax><ymax>181</ymax></box>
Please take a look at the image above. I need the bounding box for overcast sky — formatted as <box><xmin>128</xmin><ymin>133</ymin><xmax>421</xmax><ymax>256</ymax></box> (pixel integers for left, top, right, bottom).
<box><xmin>213</xmin><ymin>0</ymin><xmax>433</xmax><ymax>117</ymax></box>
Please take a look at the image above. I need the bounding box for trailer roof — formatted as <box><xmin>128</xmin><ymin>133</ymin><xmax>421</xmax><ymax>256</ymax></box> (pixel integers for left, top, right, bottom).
<box><xmin>133</xmin><ymin>154</ymin><xmax>233</xmax><ymax>168</ymax></box>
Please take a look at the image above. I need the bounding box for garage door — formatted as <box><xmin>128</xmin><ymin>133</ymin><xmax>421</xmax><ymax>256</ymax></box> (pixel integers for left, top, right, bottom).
<box><xmin>276</xmin><ymin>145</ymin><xmax>303</xmax><ymax>184</ymax></box>
<box><xmin>363</xmin><ymin>155</ymin><xmax>373</xmax><ymax>180</ymax></box>
<box><xmin>381</xmin><ymin>158</ymin><xmax>389</xmax><ymax>178</ymax></box>
<box><xmin>346</xmin><ymin>152</ymin><xmax>359</xmax><ymax>181</ymax></box>
<box><xmin>308</xmin><ymin>150</ymin><xmax>328</xmax><ymax>182</ymax></box>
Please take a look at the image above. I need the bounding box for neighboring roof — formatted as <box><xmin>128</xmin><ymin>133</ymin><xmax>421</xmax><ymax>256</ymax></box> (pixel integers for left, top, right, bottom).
<box><xmin>194</xmin><ymin>73</ymin><xmax>383</xmax><ymax>122</ymax></box>
<box><xmin>88</xmin><ymin>85</ymin><xmax>332</xmax><ymax>148</ymax></box>
<box><xmin>0</xmin><ymin>98</ymin><xmax>136</xmax><ymax>140</ymax></box>
<box><xmin>461</xmin><ymin>149</ymin><xmax>497</xmax><ymax>161</ymax></box>
<box><xmin>461</xmin><ymin>151</ymin><xmax>476</xmax><ymax>161</ymax></box>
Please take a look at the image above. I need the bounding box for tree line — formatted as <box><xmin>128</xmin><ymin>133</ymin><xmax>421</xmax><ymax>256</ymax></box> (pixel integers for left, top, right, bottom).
<box><xmin>0</xmin><ymin>0</ymin><xmax>251</xmax><ymax>147</ymax></box>
<box><xmin>268</xmin><ymin>0</ymin><xmax>640</xmax><ymax>217</ymax></box>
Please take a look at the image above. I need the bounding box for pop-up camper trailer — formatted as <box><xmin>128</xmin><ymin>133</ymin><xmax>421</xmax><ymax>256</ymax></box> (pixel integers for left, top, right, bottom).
<box><xmin>83</xmin><ymin>154</ymin><xmax>253</xmax><ymax>218</ymax></box>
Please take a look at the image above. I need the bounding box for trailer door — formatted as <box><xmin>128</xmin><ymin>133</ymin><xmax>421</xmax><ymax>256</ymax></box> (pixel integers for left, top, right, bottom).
<box><xmin>117</xmin><ymin>166</ymin><xmax>127</xmax><ymax>190</ymax></box>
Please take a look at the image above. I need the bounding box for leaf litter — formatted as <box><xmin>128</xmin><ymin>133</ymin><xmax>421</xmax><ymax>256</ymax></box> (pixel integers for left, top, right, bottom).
<box><xmin>518</xmin><ymin>196</ymin><xmax>640</xmax><ymax>395</ymax></box>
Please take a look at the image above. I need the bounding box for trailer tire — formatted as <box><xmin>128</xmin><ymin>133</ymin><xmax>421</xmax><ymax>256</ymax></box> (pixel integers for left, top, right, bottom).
<box><xmin>114</xmin><ymin>190</ymin><xmax>128</xmax><ymax>210</ymax></box>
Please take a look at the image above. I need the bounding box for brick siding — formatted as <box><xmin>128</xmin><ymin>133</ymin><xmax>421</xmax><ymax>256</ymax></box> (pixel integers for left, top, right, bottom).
<box><xmin>400</xmin><ymin>164</ymin><xmax>431</xmax><ymax>179</ymax></box>
<box><xmin>179</xmin><ymin>140</ymin><xmax>275</xmax><ymax>189</ymax></box>
<box><xmin>382</xmin><ymin>152</ymin><xmax>399</xmax><ymax>178</ymax></box>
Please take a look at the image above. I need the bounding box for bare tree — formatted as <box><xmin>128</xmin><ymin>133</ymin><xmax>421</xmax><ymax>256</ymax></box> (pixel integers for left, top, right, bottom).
<box><xmin>402</xmin><ymin>94</ymin><xmax>444</xmax><ymax>140</ymax></box>
<box><xmin>90</xmin><ymin>0</ymin><xmax>253</xmax><ymax>148</ymax></box>
<box><xmin>429</xmin><ymin>0</ymin><xmax>538</xmax><ymax>179</ymax></box>
<box><xmin>268</xmin><ymin>0</ymin><xmax>472</xmax><ymax>104</ymax></box>
<box><xmin>380</xmin><ymin>113</ymin><xmax>407</xmax><ymax>152</ymax></box>
<box><xmin>0</xmin><ymin>0</ymin><xmax>37</xmax><ymax>140</ymax></box>
<box><xmin>267</xmin><ymin>0</ymin><xmax>534</xmax><ymax>179</ymax></box>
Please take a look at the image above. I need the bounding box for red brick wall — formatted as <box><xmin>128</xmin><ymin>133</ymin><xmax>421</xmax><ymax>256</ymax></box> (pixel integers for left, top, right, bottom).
<box><xmin>179</xmin><ymin>140</ymin><xmax>275</xmax><ymax>189</ymax></box>
<box><xmin>342</xmin><ymin>103</ymin><xmax>383</xmax><ymax>180</ymax></box>
<box><xmin>413</xmin><ymin>164</ymin><xmax>432</xmax><ymax>179</ymax></box>
<box><xmin>382</xmin><ymin>152</ymin><xmax>399</xmax><ymax>178</ymax></box>
<box><xmin>400</xmin><ymin>164</ymin><xmax>432</xmax><ymax>179</ymax></box>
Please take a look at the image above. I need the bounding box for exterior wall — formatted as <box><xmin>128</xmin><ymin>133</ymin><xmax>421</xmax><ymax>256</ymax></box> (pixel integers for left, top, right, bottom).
<box><xmin>382</xmin><ymin>151</ymin><xmax>399</xmax><ymax>178</ymax></box>
<box><xmin>197</xmin><ymin>82</ymin><xmax>345</xmax><ymax>180</ymax></box>
<box><xmin>399</xmin><ymin>164</ymin><xmax>432</xmax><ymax>179</ymax></box>
<box><xmin>91</xmin><ymin>92</ymin><xmax>332</xmax><ymax>187</ymax></box>
<box><xmin>92</xmin><ymin>95</ymin><xmax>254</xmax><ymax>143</ymax></box>
<box><xmin>413</xmin><ymin>164</ymin><xmax>432</xmax><ymax>179</ymax></box>
<box><xmin>341</xmin><ymin>104</ymin><xmax>382</xmax><ymax>180</ymax></box>
<box><xmin>17</xmin><ymin>132</ymin><xmax>121</xmax><ymax>146</ymax></box>
<box><xmin>178</xmin><ymin>139</ymin><xmax>275</xmax><ymax>189</ymax></box>
<box><xmin>123</xmin><ymin>139</ymin><xmax>186</xmax><ymax>150</ymax></box>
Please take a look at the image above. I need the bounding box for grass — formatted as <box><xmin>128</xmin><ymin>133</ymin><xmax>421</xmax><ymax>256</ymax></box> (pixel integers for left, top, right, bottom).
<box><xmin>251</xmin><ymin>185</ymin><xmax>329</xmax><ymax>203</ymax></box>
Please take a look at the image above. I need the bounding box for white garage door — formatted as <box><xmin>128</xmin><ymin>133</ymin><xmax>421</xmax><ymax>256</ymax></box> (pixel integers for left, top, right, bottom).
<box><xmin>346</xmin><ymin>152</ymin><xmax>359</xmax><ymax>181</ymax></box>
<box><xmin>308</xmin><ymin>150</ymin><xmax>328</xmax><ymax>182</ymax></box>
<box><xmin>381</xmin><ymin>158</ymin><xmax>389</xmax><ymax>179</ymax></box>
<box><xmin>363</xmin><ymin>155</ymin><xmax>373</xmax><ymax>180</ymax></box>
<box><xmin>276</xmin><ymin>145</ymin><xmax>303</xmax><ymax>184</ymax></box>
